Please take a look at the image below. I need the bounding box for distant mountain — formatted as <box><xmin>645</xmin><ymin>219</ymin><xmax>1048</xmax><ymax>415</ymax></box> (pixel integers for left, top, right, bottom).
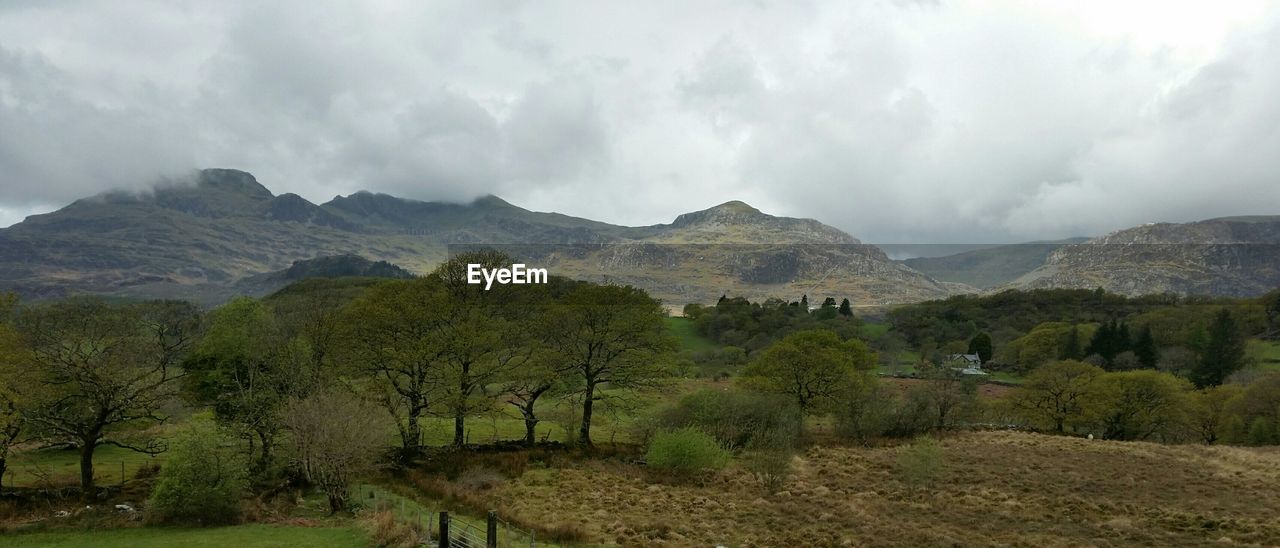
<box><xmin>230</xmin><ymin>254</ymin><xmax>415</xmax><ymax>300</ymax></box>
<box><xmin>0</xmin><ymin>169</ymin><xmax>963</xmax><ymax>306</ymax></box>
<box><xmin>1006</xmin><ymin>217</ymin><xmax>1280</xmax><ymax>297</ymax></box>
<box><xmin>900</xmin><ymin>238</ymin><xmax>1089</xmax><ymax>289</ymax></box>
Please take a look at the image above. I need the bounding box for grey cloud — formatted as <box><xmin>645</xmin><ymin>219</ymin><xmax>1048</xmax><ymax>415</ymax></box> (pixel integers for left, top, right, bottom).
<box><xmin>1</xmin><ymin>1</ymin><xmax>1279</xmax><ymax>244</ymax></box>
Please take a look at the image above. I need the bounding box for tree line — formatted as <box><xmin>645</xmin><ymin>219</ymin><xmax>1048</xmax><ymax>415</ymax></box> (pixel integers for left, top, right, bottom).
<box><xmin>0</xmin><ymin>251</ymin><xmax>676</xmax><ymax>509</ymax></box>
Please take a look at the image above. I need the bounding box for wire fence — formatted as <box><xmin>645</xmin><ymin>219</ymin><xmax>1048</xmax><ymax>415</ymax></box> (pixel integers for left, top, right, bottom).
<box><xmin>3</xmin><ymin>459</ymin><xmax>160</xmax><ymax>491</ymax></box>
<box><xmin>355</xmin><ymin>484</ymin><xmax>541</xmax><ymax>548</ymax></box>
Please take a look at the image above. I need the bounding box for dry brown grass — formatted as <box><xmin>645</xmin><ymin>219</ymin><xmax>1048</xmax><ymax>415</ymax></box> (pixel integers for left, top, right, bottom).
<box><xmin>413</xmin><ymin>431</ymin><xmax>1280</xmax><ymax>546</ymax></box>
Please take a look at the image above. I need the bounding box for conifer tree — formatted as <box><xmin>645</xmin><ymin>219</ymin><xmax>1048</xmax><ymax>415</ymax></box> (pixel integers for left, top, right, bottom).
<box><xmin>1132</xmin><ymin>326</ymin><xmax>1159</xmax><ymax>369</ymax></box>
<box><xmin>1191</xmin><ymin>309</ymin><xmax>1246</xmax><ymax>388</ymax></box>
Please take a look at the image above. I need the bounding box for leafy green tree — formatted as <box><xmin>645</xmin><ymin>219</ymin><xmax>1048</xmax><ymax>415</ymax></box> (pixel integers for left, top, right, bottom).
<box><xmin>1190</xmin><ymin>384</ymin><xmax>1243</xmax><ymax>444</ymax></box>
<box><xmin>967</xmin><ymin>332</ymin><xmax>993</xmax><ymax>363</ymax></box>
<box><xmin>1008</xmin><ymin>360</ymin><xmax>1104</xmax><ymax>433</ymax></box>
<box><xmin>19</xmin><ymin>298</ymin><xmax>200</xmax><ymax>494</ymax></box>
<box><xmin>1229</xmin><ymin>371</ymin><xmax>1280</xmax><ymax>438</ymax></box>
<box><xmin>1132</xmin><ymin>326</ymin><xmax>1159</xmax><ymax>369</ymax></box>
<box><xmin>1088</xmin><ymin>370</ymin><xmax>1192</xmax><ymax>441</ymax></box>
<box><xmin>1191</xmin><ymin>309</ymin><xmax>1247</xmax><ymax>388</ymax></box>
<box><xmin>339</xmin><ymin>279</ymin><xmax>452</xmax><ymax>459</ymax></box>
<box><xmin>1004</xmin><ymin>322</ymin><xmax>1089</xmax><ymax>371</ymax></box>
<box><xmin>184</xmin><ymin>297</ymin><xmax>292</xmax><ymax>472</ymax></box>
<box><xmin>426</xmin><ymin>251</ymin><xmax>537</xmax><ymax>447</ymax></box>
<box><xmin>814</xmin><ymin>297</ymin><xmax>839</xmax><ymax>320</ymax></box>
<box><xmin>1058</xmin><ymin>324</ymin><xmax>1083</xmax><ymax>360</ymax></box>
<box><xmin>742</xmin><ymin>330</ymin><xmax>875</xmax><ymax>416</ymax></box>
<box><xmin>838</xmin><ymin>298</ymin><xmax>854</xmax><ymax>318</ymax></box>
<box><xmin>543</xmin><ymin>284</ymin><xmax>675</xmax><ymax>447</ymax></box>
<box><xmin>148</xmin><ymin>417</ymin><xmax>247</xmax><ymax>525</ymax></box>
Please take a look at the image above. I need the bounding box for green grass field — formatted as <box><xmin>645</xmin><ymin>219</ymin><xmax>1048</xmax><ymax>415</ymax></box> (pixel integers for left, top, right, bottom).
<box><xmin>1247</xmin><ymin>339</ymin><xmax>1280</xmax><ymax>370</ymax></box>
<box><xmin>664</xmin><ymin>317</ymin><xmax>718</xmax><ymax>353</ymax></box>
<box><xmin>3</xmin><ymin>444</ymin><xmax>164</xmax><ymax>489</ymax></box>
<box><xmin>859</xmin><ymin>322</ymin><xmax>891</xmax><ymax>339</ymax></box>
<box><xmin>0</xmin><ymin>525</ymin><xmax>369</xmax><ymax>547</ymax></box>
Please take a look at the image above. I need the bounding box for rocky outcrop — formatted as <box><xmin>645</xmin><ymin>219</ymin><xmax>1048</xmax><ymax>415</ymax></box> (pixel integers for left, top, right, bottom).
<box><xmin>1007</xmin><ymin>217</ymin><xmax>1280</xmax><ymax>297</ymax></box>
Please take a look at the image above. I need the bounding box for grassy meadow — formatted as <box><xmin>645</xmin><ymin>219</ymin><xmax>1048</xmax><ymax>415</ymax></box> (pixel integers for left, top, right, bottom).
<box><xmin>441</xmin><ymin>431</ymin><xmax>1280</xmax><ymax>546</ymax></box>
<box><xmin>0</xmin><ymin>525</ymin><xmax>369</xmax><ymax>547</ymax></box>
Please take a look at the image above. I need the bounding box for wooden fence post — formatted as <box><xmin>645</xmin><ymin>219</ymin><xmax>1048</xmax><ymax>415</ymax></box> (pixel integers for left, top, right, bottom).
<box><xmin>487</xmin><ymin>511</ymin><xmax>498</xmax><ymax>548</ymax></box>
<box><xmin>439</xmin><ymin>511</ymin><xmax>450</xmax><ymax>546</ymax></box>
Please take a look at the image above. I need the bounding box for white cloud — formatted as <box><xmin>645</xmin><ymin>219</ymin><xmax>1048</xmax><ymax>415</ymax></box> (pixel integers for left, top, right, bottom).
<box><xmin>0</xmin><ymin>0</ymin><xmax>1278</xmax><ymax>242</ymax></box>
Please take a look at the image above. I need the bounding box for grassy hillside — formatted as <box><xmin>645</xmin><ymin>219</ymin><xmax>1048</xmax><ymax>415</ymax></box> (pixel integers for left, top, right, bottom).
<box><xmin>665</xmin><ymin>317</ymin><xmax>718</xmax><ymax>353</ymax></box>
<box><xmin>901</xmin><ymin>239</ymin><xmax>1087</xmax><ymax>289</ymax></box>
<box><xmin>445</xmin><ymin>431</ymin><xmax>1280</xmax><ymax>546</ymax></box>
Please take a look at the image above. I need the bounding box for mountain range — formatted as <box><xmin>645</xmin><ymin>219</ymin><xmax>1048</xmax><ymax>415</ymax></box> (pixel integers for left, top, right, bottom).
<box><xmin>1</xmin><ymin>168</ymin><xmax>1277</xmax><ymax>306</ymax></box>
<box><xmin>0</xmin><ymin>169</ymin><xmax>958</xmax><ymax>306</ymax></box>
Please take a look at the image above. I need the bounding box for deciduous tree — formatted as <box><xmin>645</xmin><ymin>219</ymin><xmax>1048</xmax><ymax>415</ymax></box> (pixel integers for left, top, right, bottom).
<box><xmin>281</xmin><ymin>389</ymin><xmax>385</xmax><ymax>513</ymax></box>
<box><xmin>1009</xmin><ymin>360</ymin><xmax>1104</xmax><ymax>433</ymax></box>
<box><xmin>742</xmin><ymin>330</ymin><xmax>875</xmax><ymax>416</ymax></box>
<box><xmin>18</xmin><ymin>298</ymin><xmax>199</xmax><ymax>493</ymax></box>
<box><xmin>543</xmin><ymin>284</ymin><xmax>675</xmax><ymax>447</ymax></box>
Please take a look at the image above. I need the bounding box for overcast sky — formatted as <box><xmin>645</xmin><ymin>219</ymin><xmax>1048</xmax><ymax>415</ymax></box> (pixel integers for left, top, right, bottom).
<box><xmin>2</xmin><ymin>1</ymin><xmax>1279</xmax><ymax>243</ymax></box>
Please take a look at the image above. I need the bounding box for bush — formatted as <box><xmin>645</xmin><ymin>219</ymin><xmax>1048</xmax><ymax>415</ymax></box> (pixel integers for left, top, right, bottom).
<box><xmin>646</xmin><ymin>427</ymin><xmax>731</xmax><ymax>480</ymax></box>
<box><xmin>1247</xmin><ymin>418</ymin><xmax>1274</xmax><ymax>446</ymax></box>
<box><xmin>836</xmin><ymin>381</ymin><xmax>897</xmax><ymax>442</ymax></box>
<box><xmin>897</xmin><ymin>436</ymin><xmax>945</xmax><ymax>493</ymax></box>
<box><xmin>147</xmin><ymin>418</ymin><xmax>248</xmax><ymax>525</ymax></box>
<box><xmin>658</xmin><ymin>389</ymin><xmax>802</xmax><ymax>450</ymax></box>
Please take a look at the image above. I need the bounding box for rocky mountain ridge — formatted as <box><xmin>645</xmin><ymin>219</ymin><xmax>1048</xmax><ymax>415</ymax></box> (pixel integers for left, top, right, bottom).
<box><xmin>0</xmin><ymin>169</ymin><xmax>962</xmax><ymax>306</ymax></box>
<box><xmin>1006</xmin><ymin>217</ymin><xmax>1280</xmax><ymax>296</ymax></box>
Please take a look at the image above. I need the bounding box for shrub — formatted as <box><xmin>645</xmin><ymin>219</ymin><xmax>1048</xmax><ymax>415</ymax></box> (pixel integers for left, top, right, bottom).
<box><xmin>742</xmin><ymin>425</ymin><xmax>796</xmax><ymax>493</ymax></box>
<box><xmin>361</xmin><ymin>509</ymin><xmax>424</xmax><ymax>548</ymax></box>
<box><xmin>454</xmin><ymin>467</ymin><xmax>506</xmax><ymax>491</ymax></box>
<box><xmin>646</xmin><ymin>427</ymin><xmax>731</xmax><ymax>480</ymax></box>
<box><xmin>658</xmin><ymin>389</ymin><xmax>802</xmax><ymax>450</ymax></box>
<box><xmin>897</xmin><ymin>436</ymin><xmax>945</xmax><ymax>493</ymax></box>
<box><xmin>147</xmin><ymin>418</ymin><xmax>247</xmax><ymax>525</ymax></box>
<box><xmin>1247</xmin><ymin>418</ymin><xmax>1274</xmax><ymax>446</ymax></box>
<box><xmin>836</xmin><ymin>381</ymin><xmax>898</xmax><ymax>442</ymax></box>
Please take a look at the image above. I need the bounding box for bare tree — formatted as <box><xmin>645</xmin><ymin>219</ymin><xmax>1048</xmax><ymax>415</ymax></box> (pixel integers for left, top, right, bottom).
<box><xmin>281</xmin><ymin>389</ymin><xmax>384</xmax><ymax>513</ymax></box>
<box><xmin>0</xmin><ymin>294</ymin><xmax>28</xmax><ymax>490</ymax></box>
<box><xmin>18</xmin><ymin>298</ymin><xmax>199</xmax><ymax>494</ymax></box>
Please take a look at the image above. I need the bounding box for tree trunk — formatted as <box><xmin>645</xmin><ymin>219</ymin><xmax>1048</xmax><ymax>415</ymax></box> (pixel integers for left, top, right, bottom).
<box><xmin>0</xmin><ymin>456</ymin><xmax>6</xmax><ymax>491</ymax></box>
<box><xmin>453</xmin><ymin>413</ymin><xmax>466</xmax><ymax>447</ymax></box>
<box><xmin>256</xmin><ymin>430</ymin><xmax>274</xmax><ymax>472</ymax></box>
<box><xmin>79</xmin><ymin>441</ymin><xmax>96</xmax><ymax>496</ymax></box>
<box><xmin>523</xmin><ymin>415</ymin><xmax>538</xmax><ymax>447</ymax></box>
<box><xmin>579</xmin><ymin>383</ymin><xmax>595</xmax><ymax>447</ymax></box>
<box><xmin>404</xmin><ymin>405</ymin><xmax>423</xmax><ymax>458</ymax></box>
<box><xmin>327</xmin><ymin>491</ymin><xmax>346</xmax><ymax>514</ymax></box>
